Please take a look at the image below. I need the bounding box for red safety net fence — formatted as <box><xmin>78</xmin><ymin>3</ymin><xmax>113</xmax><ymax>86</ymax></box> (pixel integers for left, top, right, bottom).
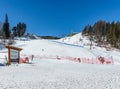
<box><xmin>20</xmin><ymin>54</ymin><xmax>114</xmax><ymax>65</ymax></box>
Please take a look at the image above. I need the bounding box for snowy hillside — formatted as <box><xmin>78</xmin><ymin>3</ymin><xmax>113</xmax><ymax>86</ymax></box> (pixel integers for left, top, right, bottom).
<box><xmin>58</xmin><ymin>33</ymin><xmax>92</xmax><ymax>46</ymax></box>
<box><xmin>0</xmin><ymin>38</ymin><xmax>120</xmax><ymax>89</ymax></box>
<box><xmin>58</xmin><ymin>32</ymin><xmax>120</xmax><ymax>64</ymax></box>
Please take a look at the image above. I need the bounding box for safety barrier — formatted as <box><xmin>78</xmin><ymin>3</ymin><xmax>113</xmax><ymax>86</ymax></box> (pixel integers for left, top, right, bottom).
<box><xmin>0</xmin><ymin>50</ymin><xmax>113</xmax><ymax>64</ymax></box>
<box><xmin>20</xmin><ymin>54</ymin><xmax>114</xmax><ymax>65</ymax></box>
<box><xmin>20</xmin><ymin>54</ymin><xmax>34</xmax><ymax>63</ymax></box>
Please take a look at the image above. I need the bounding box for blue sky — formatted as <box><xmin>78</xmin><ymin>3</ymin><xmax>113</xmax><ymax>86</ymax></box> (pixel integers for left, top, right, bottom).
<box><xmin>0</xmin><ymin>0</ymin><xmax>120</xmax><ymax>36</ymax></box>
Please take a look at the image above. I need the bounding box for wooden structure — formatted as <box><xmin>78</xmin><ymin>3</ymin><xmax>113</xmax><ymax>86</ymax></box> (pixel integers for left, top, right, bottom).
<box><xmin>6</xmin><ymin>45</ymin><xmax>22</xmax><ymax>65</ymax></box>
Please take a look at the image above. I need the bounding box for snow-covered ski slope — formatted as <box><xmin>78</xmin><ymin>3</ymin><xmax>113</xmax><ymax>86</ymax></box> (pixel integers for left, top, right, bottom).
<box><xmin>58</xmin><ymin>32</ymin><xmax>120</xmax><ymax>64</ymax></box>
<box><xmin>0</xmin><ymin>33</ymin><xmax>120</xmax><ymax>89</ymax></box>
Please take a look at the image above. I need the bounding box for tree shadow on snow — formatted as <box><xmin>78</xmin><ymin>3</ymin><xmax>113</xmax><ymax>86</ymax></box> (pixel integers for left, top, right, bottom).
<box><xmin>0</xmin><ymin>63</ymin><xmax>5</xmax><ymax>66</ymax></box>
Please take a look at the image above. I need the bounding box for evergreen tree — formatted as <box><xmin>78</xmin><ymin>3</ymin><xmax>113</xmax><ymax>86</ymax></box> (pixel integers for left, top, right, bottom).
<box><xmin>82</xmin><ymin>26</ymin><xmax>87</xmax><ymax>35</ymax></box>
<box><xmin>106</xmin><ymin>28</ymin><xmax>112</xmax><ymax>42</ymax></box>
<box><xmin>16</xmin><ymin>22</ymin><xmax>26</xmax><ymax>37</ymax></box>
<box><xmin>106</xmin><ymin>22</ymin><xmax>111</xmax><ymax>41</ymax></box>
<box><xmin>3</xmin><ymin>14</ymin><xmax>10</xmax><ymax>39</ymax></box>
<box><xmin>12</xmin><ymin>26</ymin><xmax>17</xmax><ymax>37</ymax></box>
<box><xmin>111</xmin><ymin>22</ymin><xmax>116</xmax><ymax>46</ymax></box>
<box><xmin>87</xmin><ymin>25</ymin><xmax>92</xmax><ymax>35</ymax></box>
<box><xmin>0</xmin><ymin>22</ymin><xmax>3</xmax><ymax>36</ymax></box>
<box><xmin>82</xmin><ymin>20</ymin><xmax>120</xmax><ymax>48</ymax></box>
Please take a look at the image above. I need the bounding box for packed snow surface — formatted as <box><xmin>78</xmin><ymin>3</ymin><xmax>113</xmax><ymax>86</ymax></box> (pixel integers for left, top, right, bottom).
<box><xmin>0</xmin><ymin>33</ymin><xmax>120</xmax><ymax>89</ymax></box>
<box><xmin>0</xmin><ymin>59</ymin><xmax>120</xmax><ymax>89</ymax></box>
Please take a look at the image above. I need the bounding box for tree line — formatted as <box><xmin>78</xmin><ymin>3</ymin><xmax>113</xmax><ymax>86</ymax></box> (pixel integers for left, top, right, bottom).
<box><xmin>82</xmin><ymin>20</ymin><xmax>120</xmax><ymax>48</ymax></box>
<box><xmin>0</xmin><ymin>14</ymin><xmax>26</xmax><ymax>39</ymax></box>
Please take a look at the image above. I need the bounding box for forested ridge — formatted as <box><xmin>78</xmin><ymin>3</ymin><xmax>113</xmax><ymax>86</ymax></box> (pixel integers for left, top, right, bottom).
<box><xmin>82</xmin><ymin>20</ymin><xmax>120</xmax><ymax>48</ymax></box>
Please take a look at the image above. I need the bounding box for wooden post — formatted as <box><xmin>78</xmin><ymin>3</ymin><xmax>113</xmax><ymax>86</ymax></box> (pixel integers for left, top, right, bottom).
<box><xmin>18</xmin><ymin>51</ymin><xmax>20</xmax><ymax>64</ymax></box>
<box><xmin>8</xmin><ymin>48</ymin><xmax>10</xmax><ymax>65</ymax></box>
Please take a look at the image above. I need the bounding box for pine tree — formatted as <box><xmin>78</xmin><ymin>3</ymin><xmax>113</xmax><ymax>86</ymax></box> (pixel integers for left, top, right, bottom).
<box><xmin>3</xmin><ymin>14</ymin><xmax>10</xmax><ymax>39</ymax></box>
<box><xmin>82</xmin><ymin>26</ymin><xmax>87</xmax><ymax>35</ymax></box>
<box><xmin>16</xmin><ymin>22</ymin><xmax>26</xmax><ymax>37</ymax></box>
<box><xmin>82</xmin><ymin>20</ymin><xmax>120</xmax><ymax>48</ymax></box>
<box><xmin>12</xmin><ymin>26</ymin><xmax>17</xmax><ymax>37</ymax></box>
<box><xmin>111</xmin><ymin>22</ymin><xmax>117</xmax><ymax>46</ymax></box>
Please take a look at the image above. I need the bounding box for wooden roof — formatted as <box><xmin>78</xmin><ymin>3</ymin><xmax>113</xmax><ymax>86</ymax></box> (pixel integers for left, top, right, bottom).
<box><xmin>5</xmin><ymin>45</ymin><xmax>23</xmax><ymax>51</ymax></box>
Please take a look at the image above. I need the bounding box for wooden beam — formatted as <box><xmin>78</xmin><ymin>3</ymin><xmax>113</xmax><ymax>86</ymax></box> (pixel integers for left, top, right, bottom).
<box><xmin>5</xmin><ymin>45</ymin><xmax>23</xmax><ymax>51</ymax></box>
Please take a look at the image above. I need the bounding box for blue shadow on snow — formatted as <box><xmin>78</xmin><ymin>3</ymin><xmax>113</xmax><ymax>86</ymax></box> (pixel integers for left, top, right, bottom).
<box><xmin>50</xmin><ymin>40</ymin><xmax>84</xmax><ymax>48</ymax></box>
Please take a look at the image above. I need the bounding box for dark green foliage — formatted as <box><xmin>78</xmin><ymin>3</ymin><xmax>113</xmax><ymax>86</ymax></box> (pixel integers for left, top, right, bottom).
<box><xmin>3</xmin><ymin>14</ymin><xmax>10</xmax><ymax>39</ymax></box>
<box><xmin>40</xmin><ymin>36</ymin><xmax>60</xmax><ymax>39</ymax></box>
<box><xmin>17</xmin><ymin>22</ymin><xmax>26</xmax><ymax>37</ymax></box>
<box><xmin>0</xmin><ymin>22</ymin><xmax>3</xmax><ymax>36</ymax></box>
<box><xmin>1</xmin><ymin>14</ymin><xmax>26</xmax><ymax>39</ymax></box>
<box><xmin>93</xmin><ymin>20</ymin><xmax>106</xmax><ymax>42</ymax></box>
<box><xmin>82</xmin><ymin>25</ymin><xmax>91</xmax><ymax>35</ymax></box>
<box><xmin>82</xmin><ymin>20</ymin><xmax>120</xmax><ymax>48</ymax></box>
<box><xmin>12</xmin><ymin>26</ymin><xmax>17</xmax><ymax>37</ymax></box>
<box><xmin>12</xmin><ymin>22</ymin><xmax>26</xmax><ymax>37</ymax></box>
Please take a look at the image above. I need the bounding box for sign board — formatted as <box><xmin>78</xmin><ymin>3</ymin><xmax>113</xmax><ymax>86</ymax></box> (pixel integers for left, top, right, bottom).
<box><xmin>6</xmin><ymin>45</ymin><xmax>22</xmax><ymax>65</ymax></box>
<box><xmin>10</xmin><ymin>49</ymin><xmax>19</xmax><ymax>62</ymax></box>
